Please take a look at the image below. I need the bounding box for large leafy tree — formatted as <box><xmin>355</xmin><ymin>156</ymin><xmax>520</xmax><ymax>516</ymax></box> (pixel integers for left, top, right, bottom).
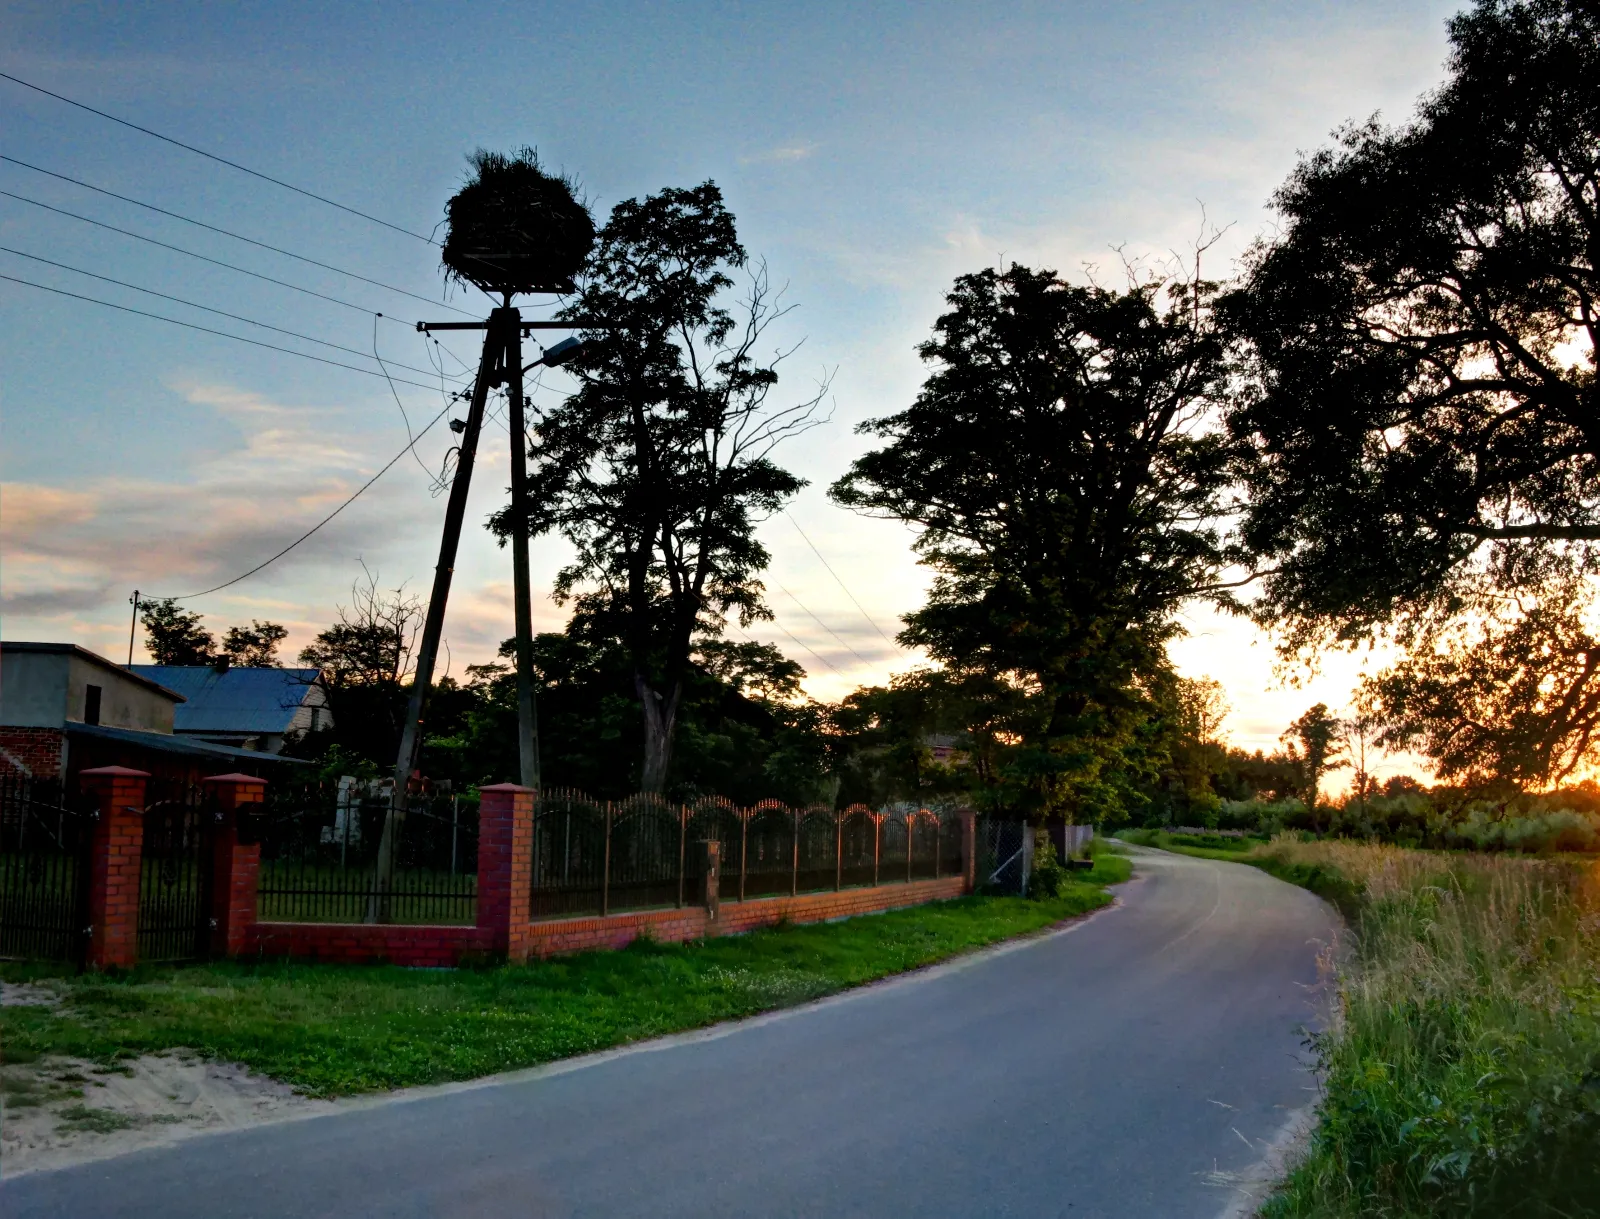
<box><xmin>1225</xmin><ymin>0</ymin><xmax>1600</xmax><ymax>785</ymax></box>
<box><xmin>499</xmin><ymin>183</ymin><xmax>823</xmax><ymax>791</ymax></box>
<box><xmin>139</xmin><ymin>599</ymin><xmax>216</xmax><ymax>665</ymax></box>
<box><xmin>832</xmin><ymin>264</ymin><xmax>1236</xmax><ymax>820</ymax></box>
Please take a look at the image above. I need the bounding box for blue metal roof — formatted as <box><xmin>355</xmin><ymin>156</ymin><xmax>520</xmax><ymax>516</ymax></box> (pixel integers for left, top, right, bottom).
<box><xmin>127</xmin><ymin>666</ymin><xmax>321</xmax><ymax>735</ymax></box>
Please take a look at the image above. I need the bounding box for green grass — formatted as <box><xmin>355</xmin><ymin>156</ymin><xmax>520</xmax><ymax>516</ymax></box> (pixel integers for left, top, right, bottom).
<box><xmin>1115</xmin><ymin>827</ymin><xmax>1269</xmax><ymax>861</ymax></box>
<box><xmin>0</xmin><ymin>853</ymin><xmax>1129</xmax><ymax>1098</ymax></box>
<box><xmin>1232</xmin><ymin>840</ymin><xmax>1600</xmax><ymax>1218</ymax></box>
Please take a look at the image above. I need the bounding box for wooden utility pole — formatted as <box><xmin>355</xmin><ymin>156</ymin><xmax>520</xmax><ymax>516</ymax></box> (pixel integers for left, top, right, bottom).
<box><xmin>373</xmin><ymin>313</ymin><xmax>589</xmax><ymax>920</ymax></box>
<box><xmin>371</xmin><ymin>313</ymin><xmax>501</xmax><ymax>922</ymax></box>
<box><xmin>504</xmin><ymin>305</ymin><xmax>540</xmax><ymax>790</ymax></box>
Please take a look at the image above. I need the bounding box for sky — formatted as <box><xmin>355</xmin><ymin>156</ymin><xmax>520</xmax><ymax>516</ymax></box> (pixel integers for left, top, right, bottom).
<box><xmin>0</xmin><ymin>0</ymin><xmax>1465</xmax><ymax>779</ymax></box>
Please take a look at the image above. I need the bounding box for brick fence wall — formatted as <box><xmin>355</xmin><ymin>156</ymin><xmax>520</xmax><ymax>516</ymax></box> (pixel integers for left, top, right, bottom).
<box><xmin>72</xmin><ymin>776</ymin><xmax>976</xmax><ymax>970</ymax></box>
<box><xmin>246</xmin><ymin>876</ymin><xmax>968</xmax><ymax>967</ymax></box>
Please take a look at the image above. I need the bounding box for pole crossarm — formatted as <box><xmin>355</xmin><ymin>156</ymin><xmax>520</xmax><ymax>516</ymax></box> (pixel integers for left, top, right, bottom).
<box><xmin>416</xmin><ymin>319</ymin><xmax>617</xmax><ymax>332</ymax></box>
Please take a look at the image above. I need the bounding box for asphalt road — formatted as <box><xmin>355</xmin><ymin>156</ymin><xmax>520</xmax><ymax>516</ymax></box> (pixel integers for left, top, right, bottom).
<box><xmin>3</xmin><ymin>847</ymin><xmax>1337</xmax><ymax>1219</ymax></box>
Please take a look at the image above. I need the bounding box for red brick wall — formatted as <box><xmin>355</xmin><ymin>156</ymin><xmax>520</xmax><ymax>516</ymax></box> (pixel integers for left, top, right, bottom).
<box><xmin>245</xmin><ymin>876</ymin><xmax>968</xmax><ymax>967</ymax></box>
<box><xmin>248</xmin><ymin>922</ymin><xmax>491</xmax><ymax>967</ymax></box>
<box><xmin>0</xmin><ymin>727</ymin><xmax>63</xmax><ymax>779</ymax></box>
<box><xmin>81</xmin><ymin>767</ymin><xmax>148</xmax><ymax>970</ymax></box>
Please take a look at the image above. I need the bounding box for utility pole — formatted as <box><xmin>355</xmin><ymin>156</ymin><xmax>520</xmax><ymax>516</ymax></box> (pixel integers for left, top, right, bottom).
<box><xmin>371</xmin><ymin>314</ymin><xmax>500</xmax><ymax>922</ymax></box>
<box><xmin>127</xmin><ymin>591</ymin><xmax>140</xmax><ymax>665</ymax></box>
<box><xmin>504</xmin><ymin>303</ymin><xmax>541</xmax><ymax>790</ymax></box>
<box><xmin>373</xmin><ymin>314</ymin><xmax>592</xmax><ymax>920</ymax></box>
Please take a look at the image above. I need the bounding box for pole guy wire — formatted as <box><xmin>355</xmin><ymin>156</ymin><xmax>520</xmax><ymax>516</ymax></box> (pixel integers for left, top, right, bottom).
<box><xmin>0</xmin><ymin>154</ymin><xmax>472</xmax><ymax>316</ymax></box>
<box><xmin>0</xmin><ymin>70</ymin><xmax>437</xmax><ymax>245</ymax></box>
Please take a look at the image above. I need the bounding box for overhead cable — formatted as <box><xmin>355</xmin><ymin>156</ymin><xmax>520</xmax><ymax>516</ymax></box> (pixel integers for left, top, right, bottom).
<box><xmin>784</xmin><ymin>510</ymin><xmax>902</xmax><ymax>646</ymax></box>
<box><xmin>160</xmin><ymin>402</ymin><xmax>453</xmax><ymax>600</ymax></box>
<box><xmin>0</xmin><ymin>187</ymin><xmax>424</xmax><ymax>324</ymax></box>
<box><xmin>0</xmin><ymin>244</ymin><xmax>452</xmax><ymax>379</ymax></box>
<box><xmin>0</xmin><ymin>154</ymin><xmax>473</xmax><ymax>315</ymax></box>
<box><xmin>775</xmin><ymin>582</ymin><xmax>877</xmax><ymax>667</ymax></box>
<box><xmin>0</xmin><ymin>270</ymin><xmax>449</xmax><ymax>391</ymax></box>
<box><xmin>0</xmin><ymin>70</ymin><xmax>437</xmax><ymax>245</ymax></box>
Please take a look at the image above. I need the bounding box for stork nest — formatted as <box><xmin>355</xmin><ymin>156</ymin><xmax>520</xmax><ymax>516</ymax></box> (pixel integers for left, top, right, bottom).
<box><xmin>440</xmin><ymin>148</ymin><xmax>594</xmax><ymax>297</ymax></box>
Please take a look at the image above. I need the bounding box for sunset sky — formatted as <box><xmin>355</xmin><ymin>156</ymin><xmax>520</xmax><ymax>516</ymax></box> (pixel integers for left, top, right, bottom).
<box><xmin>1</xmin><ymin>0</ymin><xmax>1463</xmax><ymax>778</ymax></box>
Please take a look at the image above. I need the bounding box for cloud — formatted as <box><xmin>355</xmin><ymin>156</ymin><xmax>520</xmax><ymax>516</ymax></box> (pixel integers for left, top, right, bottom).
<box><xmin>739</xmin><ymin>141</ymin><xmax>819</xmax><ymax>165</ymax></box>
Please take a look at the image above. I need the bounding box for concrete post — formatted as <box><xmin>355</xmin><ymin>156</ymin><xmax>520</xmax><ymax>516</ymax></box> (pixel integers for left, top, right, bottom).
<box><xmin>701</xmin><ymin>840</ymin><xmax>721</xmax><ymax>928</ymax></box>
<box><xmin>202</xmin><ymin>773</ymin><xmax>266</xmax><ymax>958</ymax></box>
<box><xmin>477</xmin><ymin>783</ymin><xmax>534</xmax><ymax>962</ymax></box>
<box><xmin>80</xmin><ymin>766</ymin><xmax>148</xmax><ymax>970</ymax></box>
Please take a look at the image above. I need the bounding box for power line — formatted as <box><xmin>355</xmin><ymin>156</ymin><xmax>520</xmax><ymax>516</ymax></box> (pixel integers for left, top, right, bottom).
<box><xmin>0</xmin><ymin>154</ymin><xmax>473</xmax><ymax>316</ymax></box>
<box><xmin>0</xmin><ymin>70</ymin><xmax>437</xmax><ymax>245</ymax></box>
<box><xmin>737</xmin><ymin>623</ymin><xmax>843</xmax><ymax>678</ymax></box>
<box><xmin>784</xmin><ymin>509</ymin><xmax>902</xmax><ymax>647</ymax></box>
<box><xmin>0</xmin><ymin>269</ymin><xmax>452</xmax><ymax>391</ymax></box>
<box><xmin>0</xmin><ymin>244</ymin><xmax>454</xmax><ymax>380</ymax></box>
<box><xmin>160</xmin><ymin>402</ymin><xmax>454</xmax><ymax>599</ymax></box>
<box><xmin>0</xmin><ymin>186</ymin><xmax>427</xmax><ymax>324</ymax></box>
<box><xmin>775</xmin><ymin>582</ymin><xmax>877</xmax><ymax>667</ymax></box>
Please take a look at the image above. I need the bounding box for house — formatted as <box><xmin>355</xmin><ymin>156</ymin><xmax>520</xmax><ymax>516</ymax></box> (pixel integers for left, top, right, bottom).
<box><xmin>0</xmin><ymin>642</ymin><xmax>306</xmax><ymax>784</ymax></box>
<box><xmin>127</xmin><ymin>661</ymin><xmax>330</xmax><ymax>755</ymax></box>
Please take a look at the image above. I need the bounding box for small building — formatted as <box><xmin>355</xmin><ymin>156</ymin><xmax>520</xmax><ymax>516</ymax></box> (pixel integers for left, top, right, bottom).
<box><xmin>0</xmin><ymin>642</ymin><xmax>304</xmax><ymax>784</ymax></box>
<box><xmin>127</xmin><ymin>662</ymin><xmax>330</xmax><ymax>755</ymax></box>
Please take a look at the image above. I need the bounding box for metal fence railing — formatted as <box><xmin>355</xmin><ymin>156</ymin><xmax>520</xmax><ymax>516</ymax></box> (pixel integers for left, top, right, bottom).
<box><xmin>253</xmin><ymin>781</ymin><xmax>478</xmax><ymax>925</ymax></box>
<box><xmin>0</xmin><ymin>776</ymin><xmax>95</xmax><ymax>964</ymax></box>
<box><xmin>532</xmin><ymin>791</ymin><xmax>967</xmax><ymax>919</ymax></box>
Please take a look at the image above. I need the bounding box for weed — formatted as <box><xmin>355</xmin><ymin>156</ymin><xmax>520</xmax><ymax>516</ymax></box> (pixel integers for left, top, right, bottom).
<box><xmin>55</xmin><ymin>1105</ymin><xmax>136</xmax><ymax>1135</ymax></box>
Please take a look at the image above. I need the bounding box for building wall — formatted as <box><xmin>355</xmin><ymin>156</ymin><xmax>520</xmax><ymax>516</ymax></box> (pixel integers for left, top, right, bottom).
<box><xmin>0</xmin><ymin>651</ymin><xmax>69</xmax><ymax>727</ymax></box>
<box><xmin>65</xmin><ymin>655</ymin><xmax>175</xmax><ymax>732</ymax></box>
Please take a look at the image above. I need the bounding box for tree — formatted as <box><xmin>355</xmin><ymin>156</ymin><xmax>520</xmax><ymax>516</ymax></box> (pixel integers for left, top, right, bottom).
<box><xmin>831</xmin><ymin>262</ymin><xmax>1236</xmax><ymax>820</ymax></box>
<box><xmin>297</xmin><ymin>574</ymin><xmax>420</xmax><ymax>767</ymax></box>
<box><xmin>1362</xmin><ymin>578</ymin><xmax>1600</xmax><ymax>788</ymax></box>
<box><xmin>1281</xmin><ymin>703</ymin><xmax>1347</xmax><ymax>825</ymax></box>
<box><xmin>501</xmin><ymin>182</ymin><xmax>823</xmax><ymax>791</ymax></box>
<box><xmin>1225</xmin><ymin>0</ymin><xmax>1600</xmax><ymax>782</ymax></box>
<box><xmin>139</xmin><ymin>599</ymin><xmax>215</xmax><ymax>665</ymax></box>
<box><xmin>221</xmin><ymin>621</ymin><xmax>287</xmax><ymax>667</ymax></box>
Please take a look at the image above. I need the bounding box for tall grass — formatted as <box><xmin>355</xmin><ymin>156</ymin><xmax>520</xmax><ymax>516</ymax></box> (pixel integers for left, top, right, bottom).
<box><xmin>1261</xmin><ymin>839</ymin><xmax>1600</xmax><ymax>1217</ymax></box>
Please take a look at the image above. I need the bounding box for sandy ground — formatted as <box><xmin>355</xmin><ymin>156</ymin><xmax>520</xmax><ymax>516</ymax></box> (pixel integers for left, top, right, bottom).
<box><xmin>1</xmin><ymin>1050</ymin><xmax>336</xmax><ymax>1178</ymax></box>
<box><xmin>0</xmin><ymin>982</ymin><xmax>334</xmax><ymax>1178</ymax></box>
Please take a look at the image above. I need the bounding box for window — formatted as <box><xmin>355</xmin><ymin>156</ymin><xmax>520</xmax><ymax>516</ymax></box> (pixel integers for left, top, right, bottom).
<box><xmin>84</xmin><ymin>684</ymin><xmax>102</xmax><ymax>726</ymax></box>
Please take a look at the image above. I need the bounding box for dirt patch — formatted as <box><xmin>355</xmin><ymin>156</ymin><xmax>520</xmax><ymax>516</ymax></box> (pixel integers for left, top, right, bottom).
<box><xmin>1</xmin><ymin>1052</ymin><xmax>335</xmax><ymax>1177</ymax></box>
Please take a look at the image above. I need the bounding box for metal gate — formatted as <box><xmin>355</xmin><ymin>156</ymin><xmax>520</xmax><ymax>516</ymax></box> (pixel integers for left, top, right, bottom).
<box><xmin>0</xmin><ymin>776</ymin><xmax>94</xmax><ymax>963</ymax></box>
<box><xmin>138</xmin><ymin>782</ymin><xmax>214</xmax><ymax>963</ymax></box>
<box><xmin>977</xmin><ymin>819</ymin><xmax>1032</xmax><ymax>896</ymax></box>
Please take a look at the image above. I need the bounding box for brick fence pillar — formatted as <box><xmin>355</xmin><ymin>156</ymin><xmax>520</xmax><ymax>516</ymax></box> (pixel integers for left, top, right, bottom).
<box><xmin>80</xmin><ymin>766</ymin><xmax>148</xmax><ymax>970</ymax></box>
<box><xmin>203</xmin><ymin>773</ymin><xmax>266</xmax><ymax>958</ymax></box>
<box><xmin>477</xmin><ymin>783</ymin><xmax>534</xmax><ymax>962</ymax></box>
<box><xmin>960</xmin><ymin>809</ymin><xmax>977</xmax><ymax>893</ymax></box>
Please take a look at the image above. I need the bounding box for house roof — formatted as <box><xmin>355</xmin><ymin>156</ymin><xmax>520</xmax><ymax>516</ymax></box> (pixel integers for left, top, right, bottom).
<box><xmin>126</xmin><ymin>666</ymin><xmax>322</xmax><ymax>735</ymax></box>
<box><xmin>64</xmin><ymin>722</ymin><xmax>308</xmax><ymax>765</ymax></box>
<box><xmin>2</xmin><ymin>642</ymin><xmax>185</xmax><ymax>702</ymax></box>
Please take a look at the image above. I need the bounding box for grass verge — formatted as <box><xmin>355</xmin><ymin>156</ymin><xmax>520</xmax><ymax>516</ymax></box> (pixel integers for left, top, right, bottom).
<box><xmin>1234</xmin><ymin>839</ymin><xmax>1600</xmax><ymax>1218</ymax></box>
<box><xmin>0</xmin><ymin>853</ymin><xmax>1129</xmax><ymax>1098</ymax></box>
